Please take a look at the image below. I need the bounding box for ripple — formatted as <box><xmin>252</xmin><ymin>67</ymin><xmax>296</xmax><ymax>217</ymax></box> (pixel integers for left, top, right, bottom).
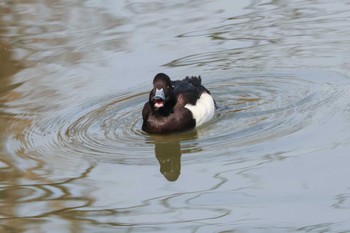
<box><xmin>0</xmin><ymin>183</ymin><xmax>87</xmax><ymax>218</ymax></box>
<box><xmin>63</xmin><ymin>192</ymin><xmax>229</xmax><ymax>226</ymax></box>
<box><xmin>185</xmin><ymin>71</ymin><xmax>348</xmax><ymax>158</ymax></box>
<box><xmin>24</xmin><ymin>91</ymin><xmax>153</xmax><ymax>165</ymax></box>
<box><xmin>167</xmin><ymin>1</ymin><xmax>350</xmax><ymax>70</ymax></box>
<box><xmin>18</xmin><ymin>70</ymin><xmax>349</xmax><ymax>166</ymax></box>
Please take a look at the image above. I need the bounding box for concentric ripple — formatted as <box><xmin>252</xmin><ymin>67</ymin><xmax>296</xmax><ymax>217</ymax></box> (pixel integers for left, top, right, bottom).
<box><xmin>21</xmin><ymin>70</ymin><xmax>349</xmax><ymax>165</ymax></box>
<box><xmin>186</xmin><ymin>70</ymin><xmax>349</xmax><ymax>160</ymax></box>
<box><xmin>23</xmin><ymin>91</ymin><xmax>152</xmax><ymax>164</ymax></box>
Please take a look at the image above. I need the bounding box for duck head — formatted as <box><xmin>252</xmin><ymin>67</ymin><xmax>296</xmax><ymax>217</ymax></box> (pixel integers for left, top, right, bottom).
<box><xmin>149</xmin><ymin>73</ymin><xmax>175</xmax><ymax>112</ymax></box>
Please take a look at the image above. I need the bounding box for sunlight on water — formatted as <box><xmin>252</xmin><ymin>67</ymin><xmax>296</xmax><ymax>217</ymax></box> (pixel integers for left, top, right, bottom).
<box><xmin>1</xmin><ymin>0</ymin><xmax>350</xmax><ymax>232</ymax></box>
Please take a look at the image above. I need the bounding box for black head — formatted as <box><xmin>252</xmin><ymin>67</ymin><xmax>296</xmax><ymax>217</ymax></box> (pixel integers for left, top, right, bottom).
<box><xmin>149</xmin><ymin>73</ymin><xmax>175</xmax><ymax>113</ymax></box>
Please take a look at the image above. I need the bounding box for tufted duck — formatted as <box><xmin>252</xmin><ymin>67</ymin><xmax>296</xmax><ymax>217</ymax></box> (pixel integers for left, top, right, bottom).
<box><xmin>142</xmin><ymin>73</ymin><xmax>216</xmax><ymax>134</ymax></box>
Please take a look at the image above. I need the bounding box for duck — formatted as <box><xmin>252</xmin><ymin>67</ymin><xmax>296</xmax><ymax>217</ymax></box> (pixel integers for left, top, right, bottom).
<box><xmin>142</xmin><ymin>73</ymin><xmax>216</xmax><ymax>134</ymax></box>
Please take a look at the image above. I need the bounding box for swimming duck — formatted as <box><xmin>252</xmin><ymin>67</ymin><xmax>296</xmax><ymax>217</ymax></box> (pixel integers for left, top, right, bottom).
<box><xmin>142</xmin><ymin>73</ymin><xmax>216</xmax><ymax>134</ymax></box>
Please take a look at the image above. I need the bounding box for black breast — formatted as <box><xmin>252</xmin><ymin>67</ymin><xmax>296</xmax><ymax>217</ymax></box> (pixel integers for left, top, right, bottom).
<box><xmin>142</xmin><ymin>106</ymin><xmax>195</xmax><ymax>134</ymax></box>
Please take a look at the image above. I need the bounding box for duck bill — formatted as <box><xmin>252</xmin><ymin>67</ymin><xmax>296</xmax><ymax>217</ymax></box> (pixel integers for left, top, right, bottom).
<box><xmin>152</xmin><ymin>88</ymin><xmax>165</xmax><ymax>108</ymax></box>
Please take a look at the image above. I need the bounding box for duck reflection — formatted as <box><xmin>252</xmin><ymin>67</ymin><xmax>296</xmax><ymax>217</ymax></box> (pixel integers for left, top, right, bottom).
<box><xmin>155</xmin><ymin>141</ymin><xmax>181</xmax><ymax>181</ymax></box>
<box><xmin>149</xmin><ymin>130</ymin><xmax>199</xmax><ymax>182</ymax></box>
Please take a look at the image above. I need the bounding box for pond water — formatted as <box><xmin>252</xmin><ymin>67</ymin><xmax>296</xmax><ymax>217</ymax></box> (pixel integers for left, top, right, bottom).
<box><xmin>1</xmin><ymin>0</ymin><xmax>350</xmax><ymax>232</ymax></box>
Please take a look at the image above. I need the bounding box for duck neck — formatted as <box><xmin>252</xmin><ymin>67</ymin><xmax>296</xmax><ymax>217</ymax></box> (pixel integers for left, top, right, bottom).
<box><xmin>154</xmin><ymin>105</ymin><xmax>173</xmax><ymax>116</ymax></box>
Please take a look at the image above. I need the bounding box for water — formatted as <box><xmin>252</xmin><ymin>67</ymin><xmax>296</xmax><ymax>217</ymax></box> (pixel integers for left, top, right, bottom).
<box><xmin>1</xmin><ymin>1</ymin><xmax>350</xmax><ymax>232</ymax></box>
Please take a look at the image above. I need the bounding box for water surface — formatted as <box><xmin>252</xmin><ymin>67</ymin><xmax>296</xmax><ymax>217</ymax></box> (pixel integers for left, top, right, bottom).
<box><xmin>1</xmin><ymin>1</ymin><xmax>350</xmax><ymax>232</ymax></box>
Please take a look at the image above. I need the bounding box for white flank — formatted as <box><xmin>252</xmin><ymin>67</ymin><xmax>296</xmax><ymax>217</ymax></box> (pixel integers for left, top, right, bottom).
<box><xmin>185</xmin><ymin>92</ymin><xmax>215</xmax><ymax>127</ymax></box>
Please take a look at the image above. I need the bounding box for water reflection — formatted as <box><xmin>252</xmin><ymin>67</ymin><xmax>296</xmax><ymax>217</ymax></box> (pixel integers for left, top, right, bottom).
<box><xmin>150</xmin><ymin>131</ymin><xmax>198</xmax><ymax>181</ymax></box>
<box><xmin>2</xmin><ymin>0</ymin><xmax>350</xmax><ymax>232</ymax></box>
<box><xmin>0</xmin><ymin>18</ymin><xmax>28</xmax><ymax>233</ymax></box>
<box><xmin>166</xmin><ymin>0</ymin><xmax>350</xmax><ymax>70</ymax></box>
<box><xmin>154</xmin><ymin>139</ymin><xmax>182</xmax><ymax>181</ymax></box>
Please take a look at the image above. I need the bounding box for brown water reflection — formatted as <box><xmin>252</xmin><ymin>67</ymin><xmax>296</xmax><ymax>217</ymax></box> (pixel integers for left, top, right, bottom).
<box><xmin>0</xmin><ymin>12</ymin><xmax>94</xmax><ymax>231</ymax></box>
<box><xmin>2</xmin><ymin>0</ymin><xmax>350</xmax><ymax>232</ymax></box>
<box><xmin>155</xmin><ymin>139</ymin><xmax>182</xmax><ymax>182</ymax></box>
<box><xmin>0</xmin><ymin>19</ymin><xmax>27</xmax><ymax>233</ymax></box>
<box><xmin>151</xmin><ymin>131</ymin><xmax>199</xmax><ymax>181</ymax></box>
